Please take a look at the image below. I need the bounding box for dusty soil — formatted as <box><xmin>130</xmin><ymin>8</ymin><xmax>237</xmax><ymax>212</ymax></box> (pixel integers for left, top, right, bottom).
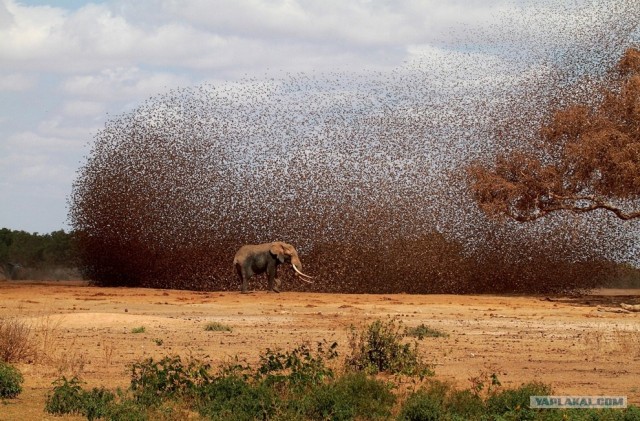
<box><xmin>0</xmin><ymin>281</ymin><xmax>639</xmax><ymax>420</ymax></box>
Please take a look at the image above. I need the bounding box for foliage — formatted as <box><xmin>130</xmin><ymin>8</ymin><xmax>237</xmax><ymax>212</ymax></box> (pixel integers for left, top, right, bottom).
<box><xmin>255</xmin><ymin>341</ymin><xmax>338</xmax><ymax>391</ymax></box>
<box><xmin>470</xmin><ymin>47</ymin><xmax>640</xmax><ymax>222</ymax></box>
<box><xmin>398</xmin><ymin>380</ymin><xmax>640</xmax><ymax>421</ymax></box>
<box><xmin>398</xmin><ymin>379</ymin><xmax>485</xmax><ymax>421</ymax></box>
<box><xmin>298</xmin><ymin>372</ymin><xmax>395</xmax><ymax>420</ymax></box>
<box><xmin>398</xmin><ymin>388</ymin><xmax>445</xmax><ymax>421</ymax></box>
<box><xmin>345</xmin><ymin>318</ymin><xmax>433</xmax><ymax>378</ymax></box>
<box><xmin>485</xmin><ymin>382</ymin><xmax>551</xmax><ymax>417</ymax></box>
<box><xmin>45</xmin><ymin>376</ymin><xmax>86</xmax><ymax>415</ymax></box>
<box><xmin>204</xmin><ymin>322</ymin><xmax>232</xmax><ymax>332</ymax></box>
<box><xmin>130</xmin><ymin>326</ymin><xmax>145</xmax><ymax>334</ymax></box>
<box><xmin>42</xmin><ymin>345</ymin><xmax>640</xmax><ymax>421</ymax></box>
<box><xmin>81</xmin><ymin>387</ymin><xmax>117</xmax><ymax>421</ymax></box>
<box><xmin>0</xmin><ymin>228</ymin><xmax>77</xmax><ymax>277</ymax></box>
<box><xmin>129</xmin><ymin>355</ymin><xmax>211</xmax><ymax>406</ymax></box>
<box><xmin>195</xmin><ymin>374</ymin><xmax>278</xmax><ymax>421</ymax></box>
<box><xmin>101</xmin><ymin>395</ymin><xmax>149</xmax><ymax>421</ymax></box>
<box><xmin>0</xmin><ymin>362</ymin><xmax>23</xmax><ymax>399</ymax></box>
<box><xmin>468</xmin><ymin>371</ymin><xmax>502</xmax><ymax>398</ymax></box>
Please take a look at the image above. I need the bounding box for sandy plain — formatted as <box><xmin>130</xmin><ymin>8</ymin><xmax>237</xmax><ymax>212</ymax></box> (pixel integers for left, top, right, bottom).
<box><xmin>0</xmin><ymin>281</ymin><xmax>638</xmax><ymax>420</ymax></box>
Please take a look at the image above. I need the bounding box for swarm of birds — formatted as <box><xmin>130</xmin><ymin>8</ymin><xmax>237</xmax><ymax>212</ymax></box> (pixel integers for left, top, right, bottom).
<box><xmin>69</xmin><ymin>0</ymin><xmax>640</xmax><ymax>293</ymax></box>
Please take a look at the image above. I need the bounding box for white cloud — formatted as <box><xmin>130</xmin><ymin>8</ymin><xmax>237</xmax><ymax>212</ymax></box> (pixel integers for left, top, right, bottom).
<box><xmin>62</xmin><ymin>67</ymin><xmax>192</xmax><ymax>101</ymax></box>
<box><xmin>0</xmin><ymin>0</ymin><xmax>519</xmax><ymax>75</ymax></box>
<box><xmin>0</xmin><ymin>72</ymin><xmax>36</xmax><ymax>90</ymax></box>
<box><xmin>0</xmin><ymin>149</ymin><xmax>75</xmax><ymax>185</ymax></box>
<box><xmin>62</xmin><ymin>100</ymin><xmax>105</xmax><ymax>117</ymax></box>
<box><xmin>6</xmin><ymin>129</ymin><xmax>84</xmax><ymax>152</ymax></box>
<box><xmin>0</xmin><ymin>0</ymin><xmax>67</xmax><ymax>63</ymax></box>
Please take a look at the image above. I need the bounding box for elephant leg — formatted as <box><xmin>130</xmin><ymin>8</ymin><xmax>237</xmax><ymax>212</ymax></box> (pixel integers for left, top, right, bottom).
<box><xmin>237</xmin><ymin>264</ymin><xmax>250</xmax><ymax>293</ymax></box>
<box><xmin>272</xmin><ymin>278</ymin><xmax>282</xmax><ymax>293</ymax></box>
<box><xmin>267</xmin><ymin>264</ymin><xmax>279</xmax><ymax>292</ymax></box>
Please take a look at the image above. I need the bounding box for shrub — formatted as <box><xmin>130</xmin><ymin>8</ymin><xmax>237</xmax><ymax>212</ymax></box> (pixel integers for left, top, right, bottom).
<box><xmin>485</xmin><ymin>381</ymin><xmax>551</xmax><ymax>416</ymax></box>
<box><xmin>82</xmin><ymin>386</ymin><xmax>116</xmax><ymax>421</ymax></box>
<box><xmin>45</xmin><ymin>376</ymin><xmax>85</xmax><ymax>415</ymax></box>
<box><xmin>299</xmin><ymin>372</ymin><xmax>396</xmax><ymax>421</ymax></box>
<box><xmin>204</xmin><ymin>322</ymin><xmax>232</xmax><ymax>332</ymax></box>
<box><xmin>0</xmin><ymin>317</ymin><xmax>34</xmax><ymax>363</ymax></box>
<box><xmin>196</xmin><ymin>374</ymin><xmax>278</xmax><ymax>421</ymax></box>
<box><xmin>131</xmin><ymin>326</ymin><xmax>145</xmax><ymax>334</ymax></box>
<box><xmin>398</xmin><ymin>389</ymin><xmax>445</xmax><ymax>421</ymax></box>
<box><xmin>256</xmin><ymin>341</ymin><xmax>338</xmax><ymax>391</ymax></box>
<box><xmin>345</xmin><ymin>318</ymin><xmax>432</xmax><ymax>377</ymax></box>
<box><xmin>0</xmin><ymin>362</ymin><xmax>23</xmax><ymax>398</ymax></box>
<box><xmin>103</xmin><ymin>394</ymin><xmax>149</xmax><ymax>421</ymax></box>
<box><xmin>129</xmin><ymin>355</ymin><xmax>211</xmax><ymax>406</ymax></box>
<box><xmin>399</xmin><ymin>379</ymin><xmax>488</xmax><ymax>421</ymax></box>
<box><xmin>446</xmin><ymin>389</ymin><xmax>485</xmax><ymax>419</ymax></box>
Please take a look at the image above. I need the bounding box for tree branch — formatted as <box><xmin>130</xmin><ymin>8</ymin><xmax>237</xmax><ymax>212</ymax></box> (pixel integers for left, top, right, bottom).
<box><xmin>509</xmin><ymin>194</ymin><xmax>640</xmax><ymax>221</ymax></box>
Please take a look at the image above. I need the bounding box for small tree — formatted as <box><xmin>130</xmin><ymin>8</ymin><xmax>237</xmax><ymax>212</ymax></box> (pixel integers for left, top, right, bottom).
<box><xmin>470</xmin><ymin>48</ymin><xmax>640</xmax><ymax>222</ymax></box>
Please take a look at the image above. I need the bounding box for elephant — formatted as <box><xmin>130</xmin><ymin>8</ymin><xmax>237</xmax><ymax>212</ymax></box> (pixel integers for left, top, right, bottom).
<box><xmin>1</xmin><ymin>263</ymin><xmax>22</xmax><ymax>280</ymax></box>
<box><xmin>233</xmin><ymin>241</ymin><xmax>313</xmax><ymax>293</ymax></box>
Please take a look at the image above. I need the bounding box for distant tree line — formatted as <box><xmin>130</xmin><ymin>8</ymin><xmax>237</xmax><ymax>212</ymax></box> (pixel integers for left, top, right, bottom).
<box><xmin>0</xmin><ymin>228</ymin><xmax>78</xmax><ymax>280</ymax></box>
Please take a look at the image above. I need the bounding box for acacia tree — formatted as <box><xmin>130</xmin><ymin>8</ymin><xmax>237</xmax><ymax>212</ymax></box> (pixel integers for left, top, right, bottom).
<box><xmin>470</xmin><ymin>48</ymin><xmax>640</xmax><ymax>222</ymax></box>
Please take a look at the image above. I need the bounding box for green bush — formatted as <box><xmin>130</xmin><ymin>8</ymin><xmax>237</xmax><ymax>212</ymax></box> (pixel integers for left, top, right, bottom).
<box><xmin>539</xmin><ymin>406</ymin><xmax>640</xmax><ymax>421</ymax></box>
<box><xmin>485</xmin><ymin>381</ymin><xmax>551</xmax><ymax>416</ymax></box>
<box><xmin>103</xmin><ymin>394</ymin><xmax>149</xmax><ymax>421</ymax></box>
<box><xmin>129</xmin><ymin>355</ymin><xmax>211</xmax><ymax>406</ymax></box>
<box><xmin>398</xmin><ymin>388</ymin><xmax>445</xmax><ymax>421</ymax></box>
<box><xmin>83</xmin><ymin>386</ymin><xmax>116</xmax><ymax>421</ymax></box>
<box><xmin>256</xmin><ymin>341</ymin><xmax>337</xmax><ymax>391</ymax></box>
<box><xmin>345</xmin><ymin>318</ymin><xmax>432</xmax><ymax>377</ymax></box>
<box><xmin>398</xmin><ymin>379</ymin><xmax>487</xmax><ymax>421</ymax></box>
<box><xmin>43</xmin><ymin>346</ymin><xmax>640</xmax><ymax>421</ymax></box>
<box><xmin>45</xmin><ymin>376</ymin><xmax>85</xmax><ymax>415</ymax></box>
<box><xmin>196</xmin><ymin>374</ymin><xmax>278</xmax><ymax>421</ymax></box>
<box><xmin>299</xmin><ymin>372</ymin><xmax>396</xmax><ymax>421</ymax></box>
<box><xmin>0</xmin><ymin>361</ymin><xmax>23</xmax><ymax>398</ymax></box>
<box><xmin>446</xmin><ymin>389</ymin><xmax>485</xmax><ymax>419</ymax></box>
<box><xmin>45</xmin><ymin>377</ymin><xmax>116</xmax><ymax>420</ymax></box>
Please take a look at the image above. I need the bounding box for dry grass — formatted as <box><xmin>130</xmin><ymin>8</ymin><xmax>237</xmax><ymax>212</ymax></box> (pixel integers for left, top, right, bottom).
<box><xmin>0</xmin><ymin>313</ymin><xmax>86</xmax><ymax>378</ymax></box>
<box><xmin>103</xmin><ymin>340</ymin><xmax>116</xmax><ymax>366</ymax></box>
<box><xmin>32</xmin><ymin>314</ymin><xmax>64</xmax><ymax>365</ymax></box>
<box><xmin>53</xmin><ymin>336</ymin><xmax>87</xmax><ymax>378</ymax></box>
<box><xmin>0</xmin><ymin>317</ymin><xmax>35</xmax><ymax>363</ymax></box>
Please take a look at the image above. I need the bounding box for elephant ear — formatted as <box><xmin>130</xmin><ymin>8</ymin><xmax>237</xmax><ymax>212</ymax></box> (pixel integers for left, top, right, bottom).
<box><xmin>270</xmin><ymin>243</ymin><xmax>286</xmax><ymax>263</ymax></box>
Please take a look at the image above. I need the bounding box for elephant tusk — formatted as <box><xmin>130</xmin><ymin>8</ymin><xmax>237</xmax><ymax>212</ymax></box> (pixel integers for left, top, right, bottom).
<box><xmin>292</xmin><ymin>264</ymin><xmax>314</xmax><ymax>280</ymax></box>
<box><xmin>297</xmin><ymin>276</ymin><xmax>314</xmax><ymax>284</ymax></box>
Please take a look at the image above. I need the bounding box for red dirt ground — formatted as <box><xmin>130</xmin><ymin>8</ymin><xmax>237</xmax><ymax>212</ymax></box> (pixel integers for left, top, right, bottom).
<box><xmin>0</xmin><ymin>281</ymin><xmax>638</xmax><ymax>420</ymax></box>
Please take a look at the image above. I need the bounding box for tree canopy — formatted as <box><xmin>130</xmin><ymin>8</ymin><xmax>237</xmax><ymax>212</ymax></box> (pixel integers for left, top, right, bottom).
<box><xmin>470</xmin><ymin>48</ymin><xmax>640</xmax><ymax>222</ymax></box>
<box><xmin>0</xmin><ymin>228</ymin><xmax>75</xmax><ymax>268</ymax></box>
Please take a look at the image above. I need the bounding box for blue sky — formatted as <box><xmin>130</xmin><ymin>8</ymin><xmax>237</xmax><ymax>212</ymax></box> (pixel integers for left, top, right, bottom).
<box><xmin>0</xmin><ymin>0</ymin><xmax>636</xmax><ymax>233</ymax></box>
